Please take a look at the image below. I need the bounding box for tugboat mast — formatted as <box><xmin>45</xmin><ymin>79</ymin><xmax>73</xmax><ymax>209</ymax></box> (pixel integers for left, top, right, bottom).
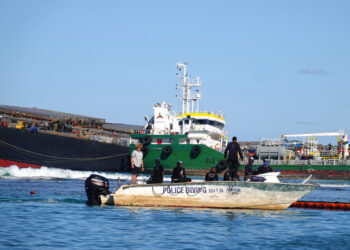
<box><xmin>176</xmin><ymin>62</ymin><xmax>201</xmax><ymax>114</ymax></box>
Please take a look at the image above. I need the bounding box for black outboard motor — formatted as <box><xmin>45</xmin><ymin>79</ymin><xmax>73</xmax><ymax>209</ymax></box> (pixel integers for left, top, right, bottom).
<box><xmin>85</xmin><ymin>174</ymin><xmax>110</xmax><ymax>205</ymax></box>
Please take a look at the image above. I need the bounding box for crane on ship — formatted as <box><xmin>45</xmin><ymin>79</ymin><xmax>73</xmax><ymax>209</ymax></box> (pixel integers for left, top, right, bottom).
<box><xmin>282</xmin><ymin>130</ymin><xmax>349</xmax><ymax>159</ymax></box>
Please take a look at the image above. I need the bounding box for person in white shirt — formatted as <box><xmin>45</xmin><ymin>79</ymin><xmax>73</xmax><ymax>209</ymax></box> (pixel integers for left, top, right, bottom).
<box><xmin>131</xmin><ymin>143</ymin><xmax>144</xmax><ymax>184</ymax></box>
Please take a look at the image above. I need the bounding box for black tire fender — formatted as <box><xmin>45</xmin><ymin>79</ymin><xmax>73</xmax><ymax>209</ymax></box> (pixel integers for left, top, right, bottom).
<box><xmin>141</xmin><ymin>135</ymin><xmax>152</xmax><ymax>145</ymax></box>
<box><xmin>162</xmin><ymin>146</ymin><xmax>173</xmax><ymax>155</ymax></box>
<box><xmin>191</xmin><ymin>145</ymin><xmax>201</xmax><ymax>155</ymax></box>
<box><xmin>215</xmin><ymin>160</ymin><xmax>227</xmax><ymax>173</ymax></box>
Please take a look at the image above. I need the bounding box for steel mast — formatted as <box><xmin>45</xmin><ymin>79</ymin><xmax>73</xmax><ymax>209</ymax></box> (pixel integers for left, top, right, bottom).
<box><xmin>176</xmin><ymin>62</ymin><xmax>201</xmax><ymax>114</ymax></box>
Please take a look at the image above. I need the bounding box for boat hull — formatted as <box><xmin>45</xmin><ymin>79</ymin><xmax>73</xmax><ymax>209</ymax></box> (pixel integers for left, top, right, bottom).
<box><xmin>101</xmin><ymin>181</ymin><xmax>315</xmax><ymax>210</ymax></box>
<box><xmin>0</xmin><ymin>126</ymin><xmax>130</xmax><ymax>172</ymax></box>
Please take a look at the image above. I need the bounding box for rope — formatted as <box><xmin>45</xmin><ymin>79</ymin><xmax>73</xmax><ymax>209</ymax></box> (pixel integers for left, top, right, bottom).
<box><xmin>168</xmin><ymin>187</ymin><xmax>180</xmax><ymax>196</ymax></box>
<box><xmin>184</xmin><ymin>184</ymin><xmax>201</xmax><ymax>197</ymax></box>
<box><xmin>0</xmin><ymin>139</ymin><xmax>129</xmax><ymax>161</ymax></box>
<box><xmin>152</xmin><ymin>185</ymin><xmax>166</xmax><ymax>197</ymax></box>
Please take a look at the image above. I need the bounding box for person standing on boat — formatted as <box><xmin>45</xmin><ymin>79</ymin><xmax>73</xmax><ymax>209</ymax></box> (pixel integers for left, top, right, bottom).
<box><xmin>205</xmin><ymin>167</ymin><xmax>218</xmax><ymax>181</ymax></box>
<box><xmin>224</xmin><ymin>136</ymin><xmax>243</xmax><ymax>181</ymax></box>
<box><xmin>147</xmin><ymin>158</ymin><xmax>164</xmax><ymax>184</ymax></box>
<box><xmin>244</xmin><ymin>154</ymin><xmax>255</xmax><ymax>181</ymax></box>
<box><xmin>171</xmin><ymin>161</ymin><xmax>191</xmax><ymax>183</ymax></box>
<box><xmin>131</xmin><ymin>143</ymin><xmax>144</xmax><ymax>184</ymax></box>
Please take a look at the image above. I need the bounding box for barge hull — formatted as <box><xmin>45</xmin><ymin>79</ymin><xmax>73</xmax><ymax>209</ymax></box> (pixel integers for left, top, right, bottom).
<box><xmin>0</xmin><ymin>126</ymin><xmax>130</xmax><ymax>172</ymax></box>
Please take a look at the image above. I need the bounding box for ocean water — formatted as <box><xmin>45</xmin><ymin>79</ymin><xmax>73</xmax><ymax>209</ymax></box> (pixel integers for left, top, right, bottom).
<box><xmin>1</xmin><ymin>166</ymin><xmax>350</xmax><ymax>250</ymax></box>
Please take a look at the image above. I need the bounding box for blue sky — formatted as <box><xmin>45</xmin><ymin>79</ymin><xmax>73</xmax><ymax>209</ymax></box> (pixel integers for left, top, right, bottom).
<box><xmin>1</xmin><ymin>1</ymin><xmax>349</xmax><ymax>144</ymax></box>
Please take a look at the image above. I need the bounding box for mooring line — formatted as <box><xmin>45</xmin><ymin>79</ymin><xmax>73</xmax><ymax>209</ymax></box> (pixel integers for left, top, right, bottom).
<box><xmin>0</xmin><ymin>139</ymin><xmax>129</xmax><ymax>161</ymax></box>
<box><xmin>152</xmin><ymin>185</ymin><xmax>166</xmax><ymax>197</ymax></box>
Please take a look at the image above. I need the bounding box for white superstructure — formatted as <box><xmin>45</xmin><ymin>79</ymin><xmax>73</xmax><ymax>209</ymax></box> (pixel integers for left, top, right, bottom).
<box><xmin>144</xmin><ymin>62</ymin><xmax>227</xmax><ymax>151</ymax></box>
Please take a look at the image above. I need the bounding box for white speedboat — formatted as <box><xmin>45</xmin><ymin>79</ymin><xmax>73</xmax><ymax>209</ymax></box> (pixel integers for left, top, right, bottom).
<box><xmin>85</xmin><ymin>173</ymin><xmax>315</xmax><ymax>210</ymax></box>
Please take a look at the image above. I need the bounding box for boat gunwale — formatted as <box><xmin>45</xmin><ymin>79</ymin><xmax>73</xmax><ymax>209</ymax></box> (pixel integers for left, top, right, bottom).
<box><xmin>118</xmin><ymin>180</ymin><xmax>316</xmax><ymax>192</ymax></box>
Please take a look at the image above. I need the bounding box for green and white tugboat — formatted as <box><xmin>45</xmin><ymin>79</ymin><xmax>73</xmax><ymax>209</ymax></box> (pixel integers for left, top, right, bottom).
<box><xmin>129</xmin><ymin>62</ymin><xmax>227</xmax><ymax>171</ymax></box>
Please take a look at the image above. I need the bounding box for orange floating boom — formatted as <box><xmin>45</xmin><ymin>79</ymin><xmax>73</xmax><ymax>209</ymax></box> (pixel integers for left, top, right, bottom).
<box><xmin>291</xmin><ymin>201</ymin><xmax>350</xmax><ymax>210</ymax></box>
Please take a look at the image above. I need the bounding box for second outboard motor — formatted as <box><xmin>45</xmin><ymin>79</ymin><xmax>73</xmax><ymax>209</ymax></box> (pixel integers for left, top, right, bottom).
<box><xmin>249</xmin><ymin>176</ymin><xmax>266</xmax><ymax>182</ymax></box>
<box><xmin>85</xmin><ymin>174</ymin><xmax>110</xmax><ymax>205</ymax></box>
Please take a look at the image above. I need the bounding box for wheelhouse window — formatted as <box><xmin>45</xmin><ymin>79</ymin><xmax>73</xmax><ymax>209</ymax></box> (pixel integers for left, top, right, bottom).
<box><xmin>197</xmin><ymin>119</ymin><xmax>209</xmax><ymax>125</ymax></box>
<box><xmin>216</xmin><ymin>122</ymin><xmax>224</xmax><ymax>129</ymax></box>
<box><xmin>192</xmin><ymin>118</ymin><xmax>224</xmax><ymax>129</ymax></box>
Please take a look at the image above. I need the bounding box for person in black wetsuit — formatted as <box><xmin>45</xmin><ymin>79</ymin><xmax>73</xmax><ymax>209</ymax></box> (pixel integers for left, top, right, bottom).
<box><xmin>171</xmin><ymin>161</ymin><xmax>191</xmax><ymax>183</ymax></box>
<box><xmin>224</xmin><ymin>136</ymin><xmax>243</xmax><ymax>181</ymax></box>
<box><xmin>205</xmin><ymin>167</ymin><xmax>218</xmax><ymax>181</ymax></box>
<box><xmin>147</xmin><ymin>158</ymin><xmax>164</xmax><ymax>184</ymax></box>
<box><xmin>223</xmin><ymin>170</ymin><xmax>231</xmax><ymax>181</ymax></box>
<box><xmin>253</xmin><ymin>159</ymin><xmax>273</xmax><ymax>175</ymax></box>
<box><xmin>244</xmin><ymin>155</ymin><xmax>255</xmax><ymax>181</ymax></box>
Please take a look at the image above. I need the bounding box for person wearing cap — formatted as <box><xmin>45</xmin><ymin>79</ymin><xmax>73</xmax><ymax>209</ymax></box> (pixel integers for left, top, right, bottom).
<box><xmin>147</xmin><ymin>158</ymin><xmax>164</xmax><ymax>184</ymax></box>
<box><xmin>253</xmin><ymin>159</ymin><xmax>272</xmax><ymax>175</ymax></box>
<box><xmin>224</xmin><ymin>136</ymin><xmax>243</xmax><ymax>181</ymax></box>
<box><xmin>171</xmin><ymin>161</ymin><xmax>191</xmax><ymax>183</ymax></box>
<box><xmin>131</xmin><ymin>143</ymin><xmax>144</xmax><ymax>184</ymax></box>
<box><xmin>205</xmin><ymin>167</ymin><xmax>218</xmax><ymax>181</ymax></box>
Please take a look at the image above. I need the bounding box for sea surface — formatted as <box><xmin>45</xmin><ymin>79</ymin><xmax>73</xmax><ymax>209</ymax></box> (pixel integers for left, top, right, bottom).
<box><xmin>1</xmin><ymin>166</ymin><xmax>350</xmax><ymax>250</ymax></box>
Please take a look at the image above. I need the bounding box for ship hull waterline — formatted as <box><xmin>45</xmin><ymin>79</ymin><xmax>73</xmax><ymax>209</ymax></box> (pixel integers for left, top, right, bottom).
<box><xmin>0</xmin><ymin>126</ymin><xmax>130</xmax><ymax>172</ymax></box>
<box><xmin>101</xmin><ymin>181</ymin><xmax>315</xmax><ymax>210</ymax></box>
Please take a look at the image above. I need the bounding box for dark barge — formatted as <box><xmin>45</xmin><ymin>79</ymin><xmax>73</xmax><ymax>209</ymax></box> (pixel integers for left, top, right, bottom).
<box><xmin>0</xmin><ymin>105</ymin><xmax>142</xmax><ymax>172</ymax></box>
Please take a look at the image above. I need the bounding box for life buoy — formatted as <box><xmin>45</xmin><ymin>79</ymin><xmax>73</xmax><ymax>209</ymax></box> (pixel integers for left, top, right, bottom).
<box><xmin>162</xmin><ymin>146</ymin><xmax>173</xmax><ymax>155</ymax></box>
<box><xmin>142</xmin><ymin>135</ymin><xmax>152</xmax><ymax>145</ymax></box>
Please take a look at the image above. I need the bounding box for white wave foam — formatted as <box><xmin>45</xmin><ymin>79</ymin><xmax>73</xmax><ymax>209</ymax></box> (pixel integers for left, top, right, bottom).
<box><xmin>0</xmin><ymin>165</ymin><xmax>173</xmax><ymax>182</ymax></box>
<box><xmin>0</xmin><ymin>165</ymin><xmax>133</xmax><ymax>180</ymax></box>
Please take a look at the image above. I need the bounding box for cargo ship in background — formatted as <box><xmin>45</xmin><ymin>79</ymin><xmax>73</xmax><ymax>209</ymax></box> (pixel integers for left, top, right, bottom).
<box><xmin>0</xmin><ymin>105</ymin><xmax>142</xmax><ymax>172</ymax></box>
<box><xmin>129</xmin><ymin>62</ymin><xmax>228</xmax><ymax>172</ymax></box>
